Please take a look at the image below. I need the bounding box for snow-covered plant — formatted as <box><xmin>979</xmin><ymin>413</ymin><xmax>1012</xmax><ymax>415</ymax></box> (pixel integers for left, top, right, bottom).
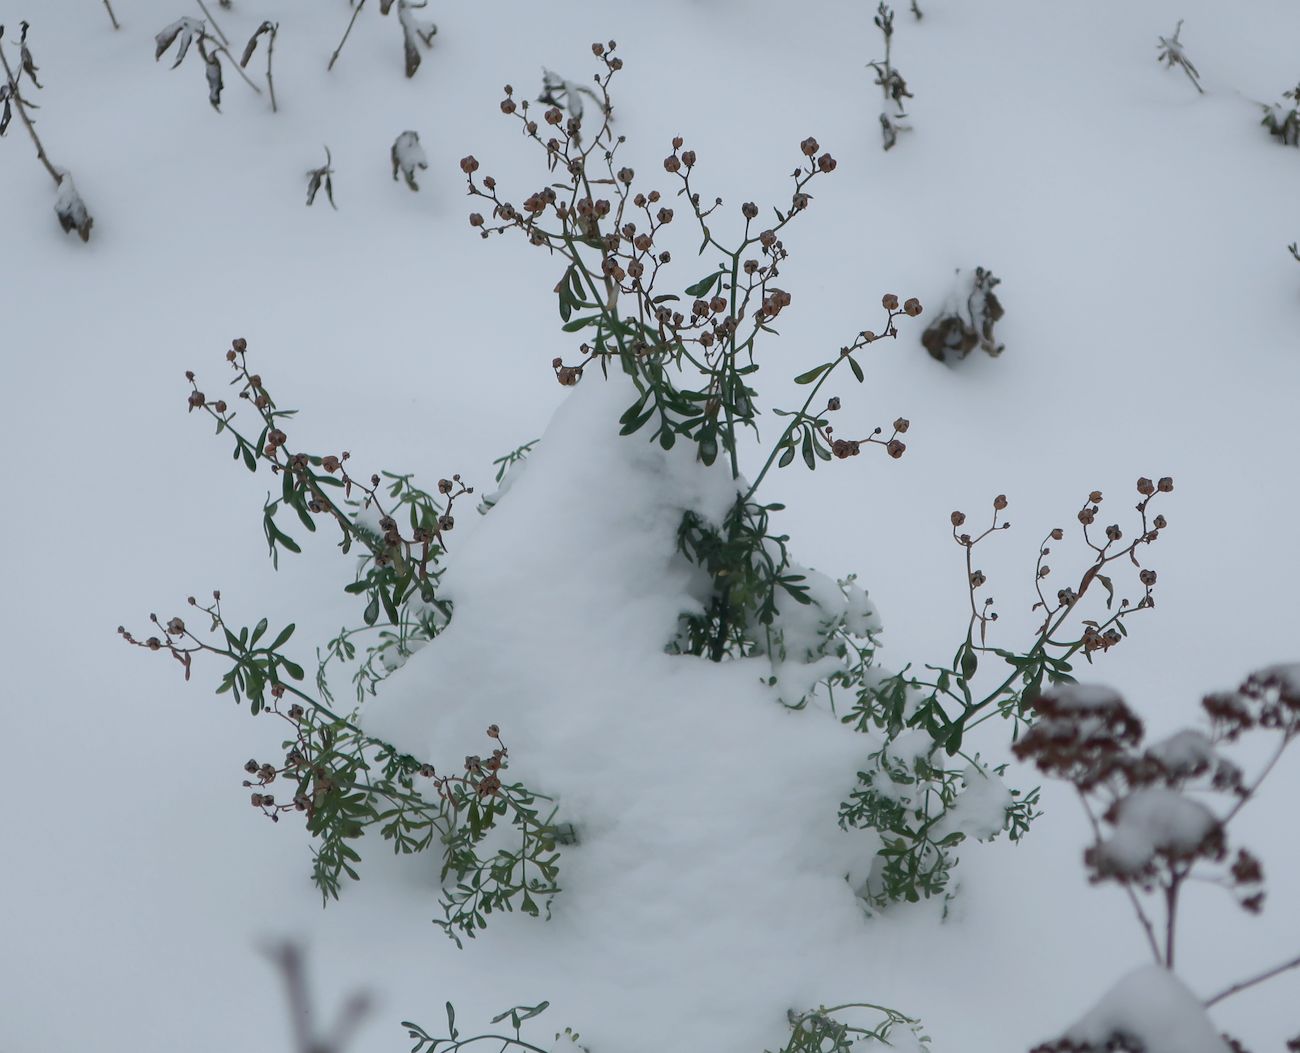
<box><xmin>840</xmin><ymin>479</ymin><xmax>1172</xmax><ymax>907</ymax></box>
<box><xmin>1019</xmin><ymin>666</ymin><xmax>1300</xmax><ymax>1052</ymax></box>
<box><xmin>775</xmin><ymin>1003</ymin><xmax>930</xmax><ymax>1052</ymax></box>
<box><xmin>464</xmin><ymin>46</ymin><xmax>918</xmax><ymax>671</ymax></box>
<box><xmin>405</xmin><ymin>1000</ymin><xmax>571</xmax><ymax>1053</ymax></box>
<box><xmin>403</xmin><ymin>999</ymin><xmax>930</xmax><ymax>1053</ymax></box>
<box><xmin>0</xmin><ymin>21</ymin><xmax>94</xmax><ymax>242</ymax></box>
<box><xmin>328</xmin><ymin>0</ymin><xmax>437</xmax><ymax>79</ymax></box>
<box><xmin>1261</xmin><ymin>83</ymin><xmax>1300</xmax><ymax>146</ymax></box>
<box><xmin>921</xmin><ymin>266</ymin><xmax>1005</xmax><ymax>362</ymax></box>
<box><xmin>462</xmin><ymin>45</ymin><xmax>1175</xmax><ymax>914</ymax></box>
<box><xmin>123</xmin><ymin>340</ymin><xmax>562</xmax><ymax>937</ymax></box>
<box><xmin>1156</xmin><ymin>20</ymin><xmax>1204</xmax><ymax>95</ymax></box>
<box><xmin>868</xmin><ymin>4</ymin><xmax>912</xmax><ymax>151</ymax></box>
<box><xmin>154</xmin><ymin>13</ymin><xmax>264</xmax><ymax>112</ymax></box>
<box><xmin>392</xmin><ymin>130</ymin><xmax>429</xmax><ymax>191</ymax></box>
<box><xmin>307</xmin><ymin>146</ymin><xmax>338</xmax><ymax>208</ymax></box>
<box><xmin>461</xmin><ymin>43</ymin><xmax>1184</xmax><ymax>915</ymax></box>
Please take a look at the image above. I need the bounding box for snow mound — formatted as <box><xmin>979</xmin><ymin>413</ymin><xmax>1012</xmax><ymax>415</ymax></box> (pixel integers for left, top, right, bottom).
<box><xmin>1057</xmin><ymin>965</ymin><xmax>1230</xmax><ymax>1053</ymax></box>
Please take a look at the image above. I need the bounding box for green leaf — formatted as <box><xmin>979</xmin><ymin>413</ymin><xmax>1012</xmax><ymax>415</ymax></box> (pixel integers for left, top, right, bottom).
<box><xmin>561</xmin><ymin>315</ymin><xmax>597</xmax><ymax>333</ymax></box>
<box><xmin>250</xmin><ymin>618</ymin><xmax>268</xmax><ymax>645</ymax></box>
<box><xmin>281</xmin><ymin>658</ymin><xmax>305</xmax><ymax>682</ymax></box>
<box><xmin>961</xmin><ymin>646</ymin><xmax>978</xmax><ymax>680</ymax></box>
<box><xmin>684</xmin><ymin>270</ymin><xmax>721</xmax><ymax>297</ymax></box>
<box><xmin>1097</xmin><ymin>573</ymin><xmax>1115</xmax><ymax>609</ymax></box>
<box><xmin>793</xmin><ymin>362</ymin><xmax>831</xmax><ymax>385</ymax></box>
<box><xmin>777</xmin><ymin>444</ymin><xmax>795</xmax><ymax>468</ymax></box>
<box><xmin>363</xmin><ymin>596</ymin><xmax>380</xmax><ymax>626</ymax></box>
<box><xmin>849</xmin><ymin>355</ymin><xmax>865</xmax><ymax>383</ymax></box>
<box><xmin>445</xmin><ymin>1002</ymin><xmax>458</xmax><ymax>1040</ymax></box>
<box><xmin>801</xmin><ymin>427</ymin><xmax>816</xmax><ymax>470</ymax></box>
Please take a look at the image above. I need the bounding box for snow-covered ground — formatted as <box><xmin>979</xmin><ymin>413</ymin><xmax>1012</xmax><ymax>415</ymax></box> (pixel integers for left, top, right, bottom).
<box><xmin>2</xmin><ymin>2</ymin><xmax>1298</xmax><ymax>1051</ymax></box>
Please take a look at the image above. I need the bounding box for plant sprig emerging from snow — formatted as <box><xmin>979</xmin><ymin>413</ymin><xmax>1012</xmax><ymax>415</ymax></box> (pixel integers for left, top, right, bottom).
<box><xmin>1156</xmin><ymin>20</ymin><xmax>1204</xmax><ymax>95</ymax></box>
<box><xmin>124</xmin><ymin>340</ymin><xmax>562</xmax><ymax>933</ymax></box>
<box><xmin>0</xmin><ymin>22</ymin><xmax>94</xmax><ymax>241</ymax></box>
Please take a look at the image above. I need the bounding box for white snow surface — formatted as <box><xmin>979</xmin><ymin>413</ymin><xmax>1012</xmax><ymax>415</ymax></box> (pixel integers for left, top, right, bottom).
<box><xmin>1059</xmin><ymin>965</ymin><xmax>1231</xmax><ymax>1053</ymax></box>
<box><xmin>4</xmin><ymin>2</ymin><xmax>1300</xmax><ymax>1052</ymax></box>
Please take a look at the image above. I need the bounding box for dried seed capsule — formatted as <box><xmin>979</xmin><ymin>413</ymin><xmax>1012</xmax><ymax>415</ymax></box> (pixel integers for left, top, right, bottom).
<box><xmin>882</xmin><ymin>293</ymin><xmax>899</xmax><ymax>311</ymax></box>
<box><xmin>951</xmin><ymin>511</ymin><xmax>966</xmax><ymax>527</ymax></box>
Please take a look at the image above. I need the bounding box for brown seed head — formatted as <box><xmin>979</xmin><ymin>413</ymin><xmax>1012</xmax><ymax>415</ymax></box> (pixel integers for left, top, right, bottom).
<box><xmin>886</xmin><ymin>439</ymin><xmax>905</xmax><ymax>458</ymax></box>
<box><xmin>800</xmin><ymin>137</ymin><xmax>819</xmax><ymax>156</ymax></box>
<box><xmin>1157</xmin><ymin>476</ymin><xmax>1174</xmax><ymax>493</ymax></box>
<box><xmin>951</xmin><ymin>511</ymin><xmax>966</xmax><ymax>527</ymax></box>
<box><xmin>460</xmin><ymin>155</ymin><xmax>479</xmax><ymax>174</ymax></box>
<box><xmin>903</xmin><ymin>297</ymin><xmax>922</xmax><ymax>316</ymax></box>
<box><xmin>881</xmin><ymin>293</ymin><xmax>899</xmax><ymax>310</ymax></box>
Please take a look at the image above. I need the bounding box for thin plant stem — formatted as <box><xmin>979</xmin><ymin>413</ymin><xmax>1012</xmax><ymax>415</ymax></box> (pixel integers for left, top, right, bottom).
<box><xmin>0</xmin><ymin>43</ymin><xmax>61</xmax><ymax>184</ymax></box>
<box><xmin>1077</xmin><ymin>787</ymin><xmax>1163</xmax><ymax>964</ymax></box>
<box><xmin>102</xmin><ymin>0</ymin><xmax>120</xmax><ymax>29</ymax></box>
<box><xmin>195</xmin><ymin>0</ymin><xmax>230</xmax><ymax>46</ymax></box>
<box><xmin>1204</xmin><ymin>952</ymin><xmax>1300</xmax><ymax>1008</ymax></box>
<box><xmin>328</xmin><ymin>0</ymin><xmax>366</xmax><ymax>72</ymax></box>
<box><xmin>265</xmin><ymin>22</ymin><xmax>278</xmax><ymax>112</ymax></box>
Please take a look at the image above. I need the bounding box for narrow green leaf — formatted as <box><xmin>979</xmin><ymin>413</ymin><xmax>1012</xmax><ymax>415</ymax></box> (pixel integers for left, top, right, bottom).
<box><xmin>793</xmin><ymin>362</ymin><xmax>831</xmax><ymax>385</ymax></box>
<box><xmin>801</xmin><ymin>427</ymin><xmax>816</xmax><ymax>470</ymax></box>
<box><xmin>684</xmin><ymin>271</ymin><xmax>721</xmax><ymax>297</ymax></box>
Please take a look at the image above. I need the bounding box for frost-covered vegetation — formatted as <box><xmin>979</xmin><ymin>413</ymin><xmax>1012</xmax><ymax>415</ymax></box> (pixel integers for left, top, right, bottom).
<box><xmin>4</xmin><ymin>4</ymin><xmax>1300</xmax><ymax>1053</ymax></box>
